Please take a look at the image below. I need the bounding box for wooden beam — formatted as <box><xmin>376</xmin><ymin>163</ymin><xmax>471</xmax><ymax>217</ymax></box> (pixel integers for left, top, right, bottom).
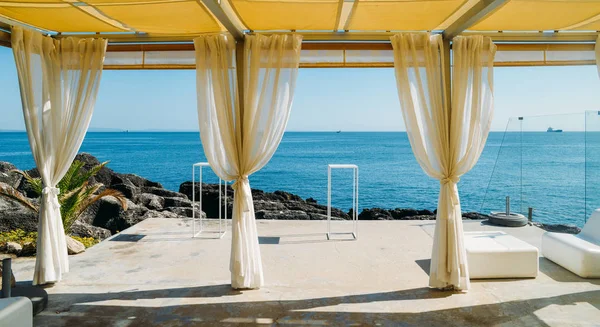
<box><xmin>199</xmin><ymin>0</ymin><xmax>244</xmax><ymax>40</ymax></box>
<box><xmin>442</xmin><ymin>0</ymin><xmax>510</xmax><ymax>40</ymax></box>
<box><xmin>107</xmin><ymin>43</ymin><xmax>195</xmax><ymax>52</ymax></box>
<box><xmin>0</xmin><ymin>30</ymin><xmax>11</xmax><ymax>48</ymax></box>
<box><xmin>462</xmin><ymin>31</ymin><xmax>599</xmax><ymax>43</ymax></box>
<box><xmin>103</xmin><ymin>41</ymin><xmax>596</xmax><ymax>53</ymax></box>
<box><xmin>52</xmin><ymin>30</ymin><xmax>600</xmax><ymax>44</ymax></box>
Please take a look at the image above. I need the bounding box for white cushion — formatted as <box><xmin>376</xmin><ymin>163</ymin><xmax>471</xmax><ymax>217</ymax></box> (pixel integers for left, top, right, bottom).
<box><xmin>542</xmin><ymin>231</ymin><xmax>600</xmax><ymax>278</ymax></box>
<box><xmin>465</xmin><ymin>231</ymin><xmax>539</xmax><ymax>279</ymax></box>
<box><xmin>0</xmin><ymin>297</ymin><xmax>32</xmax><ymax>327</ymax></box>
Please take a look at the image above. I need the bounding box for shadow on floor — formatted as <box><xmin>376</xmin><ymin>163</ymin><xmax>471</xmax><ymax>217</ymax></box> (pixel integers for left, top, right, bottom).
<box><xmin>36</xmin><ymin>284</ymin><xmax>600</xmax><ymax>326</ymax></box>
<box><xmin>417</xmin><ymin>257</ymin><xmax>600</xmax><ymax>285</ymax></box>
<box><xmin>539</xmin><ymin>257</ymin><xmax>600</xmax><ymax>285</ymax></box>
<box><xmin>415</xmin><ymin>259</ymin><xmax>430</xmax><ymax>276</ymax></box>
<box><xmin>259</xmin><ymin>233</ymin><xmax>355</xmax><ymax>245</ymax></box>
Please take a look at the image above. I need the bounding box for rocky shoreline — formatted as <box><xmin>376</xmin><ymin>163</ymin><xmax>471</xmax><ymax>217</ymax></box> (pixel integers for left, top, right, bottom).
<box><xmin>0</xmin><ymin>153</ymin><xmax>581</xmax><ymax>254</ymax></box>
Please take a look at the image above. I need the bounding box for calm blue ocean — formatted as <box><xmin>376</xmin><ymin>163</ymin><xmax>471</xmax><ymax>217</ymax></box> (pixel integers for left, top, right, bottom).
<box><xmin>1</xmin><ymin>131</ymin><xmax>598</xmax><ymax>227</ymax></box>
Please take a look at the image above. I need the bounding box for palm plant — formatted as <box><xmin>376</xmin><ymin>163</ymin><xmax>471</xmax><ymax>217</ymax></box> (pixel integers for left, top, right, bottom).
<box><xmin>0</xmin><ymin>160</ymin><xmax>127</xmax><ymax>233</ymax></box>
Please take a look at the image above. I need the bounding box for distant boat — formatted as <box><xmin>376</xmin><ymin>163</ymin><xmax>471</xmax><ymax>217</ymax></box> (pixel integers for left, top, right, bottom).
<box><xmin>547</xmin><ymin>127</ymin><xmax>563</xmax><ymax>133</ymax></box>
<box><xmin>336</xmin><ymin>130</ymin><xmax>341</xmax><ymax>133</ymax></box>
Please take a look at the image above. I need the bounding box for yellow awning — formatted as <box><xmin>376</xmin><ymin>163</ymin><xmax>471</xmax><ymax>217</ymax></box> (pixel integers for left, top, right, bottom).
<box><xmin>94</xmin><ymin>1</ymin><xmax>223</xmax><ymax>34</ymax></box>
<box><xmin>347</xmin><ymin>0</ymin><xmax>464</xmax><ymax>31</ymax></box>
<box><xmin>0</xmin><ymin>5</ymin><xmax>124</xmax><ymax>32</ymax></box>
<box><xmin>0</xmin><ymin>0</ymin><xmax>224</xmax><ymax>34</ymax></box>
<box><xmin>472</xmin><ymin>0</ymin><xmax>600</xmax><ymax>31</ymax></box>
<box><xmin>229</xmin><ymin>0</ymin><xmax>339</xmax><ymax>31</ymax></box>
<box><xmin>0</xmin><ymin>0</ymin><xmax>597</xmax><ymax>40</ymax></box>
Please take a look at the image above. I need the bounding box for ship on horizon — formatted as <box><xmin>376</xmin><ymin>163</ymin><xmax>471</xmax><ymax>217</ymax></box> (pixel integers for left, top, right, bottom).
<box><xmin>547</xmin><ymin>127</ymin><xmax>563</xmax><ymax>133</ymax></box>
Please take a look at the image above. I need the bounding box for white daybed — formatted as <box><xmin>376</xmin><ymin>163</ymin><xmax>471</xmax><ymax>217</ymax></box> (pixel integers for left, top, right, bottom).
<box><xmin>465</xmin><ymin>231</ymin><xmax>539</xmax><ymax>279</ymax></box>
<box><xmin>0</xmin><ymin>297</ymin><xmax>32</xmax><ymax>327</ymax></box>
<box><xmin>542</xmin><ymin>209</ymin><xmax>600</xmax><ymax>278</ymax></box>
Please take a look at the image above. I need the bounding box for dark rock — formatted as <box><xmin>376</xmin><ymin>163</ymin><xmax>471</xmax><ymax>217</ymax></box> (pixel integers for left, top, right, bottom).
<box><xmin>254</xmin><ymin>200</ymin><xmax>287</xmax><ymax>212</ymax></box>
<box><xmin>179</xmin><ymin>181</ymin><xmax>350</xmax><ymax>221</ymax></box>
<box><xmin>163</xmin><ymin>197</ymin><xmax>192</xmax><ymax>208</ymax></box>
<box><xmin>142</xmin><ymin>210</ymin><xmax>183</xmax><ymax>219</ymax></box>
<box><xmin>74</xmin><ymin>153</ymin><xmax>112</xmax><ymax>186</ymax></box>
<box><xmin>255</xmin><ymin>210</ymin><xmax>310</xmax><ymax>220</ymax></box>
<box><xmin>66</xmin><ymin>236</ymin><xmax>85</xmax><ymax>255</ymax></box>
<box><xmin>0</xmin><ymin>193</ymin><xmax>38</xmax><ymax>233</ymax></box>
<box><xmin>113</xmin><ymin>173</ymin><xmax>162</xmax><ymax>189</ymax></box>
<box><xmin>358</xmin><ymin>208</ymin><xmax>393</xmax><ymax>220</ymax></box>
<box><xmin>93</xmin><ymin>198</ymin><xmax>144</xmax><ymax>234</ymax></box>
<box><xmin>142</xmin><ymin>187</ymin><xmax>188</xmax><ymax>199</ymax></box>
<box><xmin>0</xmin><ymin>162</ymin><xmax>22</xmax><ymax>188</ymax></box>
<box><xmin>308</xmin><ymin>213</ymin><xmax>328</xmax><ymax>220</ymax></box>
<box><xmin>306</xmin><ymin>197</ymin><xmax>317</xmax><ymax>204</ymax></box>
<box><xmin>20</xmin><ymin>242</ymin><xmax>36</xmax><ymax>256</ymax></box>
<box><xmin>76</xmin><ymin>201</ymin><xmax>99</xmax><ymax>226</ymax></box>
<box><xmin>138</xmin><ymin>193</ymin><xmax>165</xmax><ymax>210</ymax></box>
<box><xmin>272</xmin><ymin>190</ymin><xmax>303</xmax><ymax>202</ymax></box>
<box><xmin>463</xmin><ymin>212</ymin><xmax>491</xmax><ymax>220</ymax></box>
<box><xmin>69</xmin><ymin>220</ymin><xmax>112</xmax><ymax>240</ymax></box>
<box><xmin>111</xmin><ymin>182</ymin><xmax>139</xmax><ymax>201</ymax></box>
<box><xmin>179</xmin><ymin>182</ymin><xmax>231</xmax><ymax>219</ymax></box>
<box><xmin>390</xmin><ymin>208</ymin><xmax>434</xmax><ymax>219</ymax></box>
<box><xmin>533</xmin><ymin>222</ymin><xmax>581</xmax><ymax>234</ymax></box>
<box><xmin>163</xmin><ymin>207</ymin><xmax>205</xmax><ymax>218</ymax></box>
<box><xmin>16</xmin><ymin>171</ymin><xmax>39</xmax><ymax>198</ymax></box>
<box><xmin>6</xmin><ymin>242</ymin><xmax>22</xmax><ymax>255</ymax></box>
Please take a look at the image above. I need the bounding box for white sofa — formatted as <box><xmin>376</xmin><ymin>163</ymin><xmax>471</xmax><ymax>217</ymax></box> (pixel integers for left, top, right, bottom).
<box><xmin>465</xmin><ymin>231</ymin><xmax>539</xmax><ymax>279</ymax></box>
<box><xmin>542</xmin><ymin>209</ymin><xmax>600</xmax><ymax>278</ymax></box>
<box><xmin>0</xmin><ymin>297</ymin><xmax>33</xmax><ymax>327</ymax></box>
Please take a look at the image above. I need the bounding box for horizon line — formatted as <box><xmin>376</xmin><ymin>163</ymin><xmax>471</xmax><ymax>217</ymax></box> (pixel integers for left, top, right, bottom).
<box><xmin>0</xmin><ymin>129</ymin><xmax>590</xmax><ymax>133</ymax></box>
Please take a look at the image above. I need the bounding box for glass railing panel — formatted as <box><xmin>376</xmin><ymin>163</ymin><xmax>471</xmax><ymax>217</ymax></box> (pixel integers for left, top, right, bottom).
<box><xmin>480</xmin><ymin>116</ymin><xmax>523</xmax><ymax>216</ymax></box>
<box><xmin>520</xmin><ymin>113</ymin><xmax>586</xmax><ymax>227</ymax></box>
<box><xmin>585</xmin><ymin>110</ymin><xmax>600</xmax><ymax>222</ymax></box>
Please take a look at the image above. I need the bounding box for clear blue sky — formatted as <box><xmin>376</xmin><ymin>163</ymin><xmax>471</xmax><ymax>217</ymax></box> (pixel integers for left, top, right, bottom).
<box><xmin>0</xmin><ymin>46</ymin><xmax>598</xmax><ymax>132</ymax></box>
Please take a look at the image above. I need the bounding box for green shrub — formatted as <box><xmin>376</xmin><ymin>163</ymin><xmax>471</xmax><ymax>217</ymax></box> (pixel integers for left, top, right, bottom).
<box><xmin>0</xmin><ymin>160</ymin><xmax>127</xmax><ymax>233</ymax></box>
<box><xmin>0</xmin><ymin>229</ymin><xmax>37</xmax><ymax>247</ymax></box>
<box><xmin>0</xmin><ymin>229</ymin><xmax>99</xmax><ymax>250</ymax></box>
<box><xmin>70</xmin><ymin>235</ymin><xmax>100</xmax><ymax>248</ymax></box>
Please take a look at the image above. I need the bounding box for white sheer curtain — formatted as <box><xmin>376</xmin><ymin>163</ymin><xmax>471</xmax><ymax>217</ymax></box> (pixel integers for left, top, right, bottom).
<box><xmin>12</xmin><ymin>27</ymin><xmax>107</xmax><ymax>285</ymax></box>
<box><xmin>194</xmin><ymin>33</ymin><xmax>302</xmax><ymax>289</ymax></box>
<box><xmin>391</xmin><ymin>33</ymin><xmax>496</xmax><ymax>291</ymax></box>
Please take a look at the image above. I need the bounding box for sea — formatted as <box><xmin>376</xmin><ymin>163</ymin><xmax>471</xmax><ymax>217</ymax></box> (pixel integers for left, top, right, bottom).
<box><xmin>1</xmin><ymin>131</ymin><xmax>598</xmax><ymax>228</ymax></box>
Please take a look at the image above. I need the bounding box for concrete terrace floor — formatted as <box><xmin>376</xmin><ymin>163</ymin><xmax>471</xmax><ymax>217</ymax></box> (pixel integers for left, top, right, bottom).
<box><xmin>11</xmin><ymin>218</ymin><xmax>600</xmax><ymax>327</ymax></box>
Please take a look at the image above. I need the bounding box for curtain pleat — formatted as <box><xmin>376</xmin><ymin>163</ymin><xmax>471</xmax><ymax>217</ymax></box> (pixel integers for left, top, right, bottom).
<box><xmin>391</xmin><ymin>33</ymin><xmax>496</xmax><ymax>291</ymax></box>
<box><xmin>194</xmin><ymin>33</ymin><xmax>302</xmax><ymax>289</ymax></box>
<box><xmin>11</xmin><ymin>26</ymin><xmax>107</xmax><ymax>285</ymax></box>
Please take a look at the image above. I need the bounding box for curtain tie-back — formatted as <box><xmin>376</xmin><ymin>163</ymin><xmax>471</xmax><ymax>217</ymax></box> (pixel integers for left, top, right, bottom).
<box><xmin>440</xmin><ymin>175</ymin><xmax>459</xmax><ymax>185</ymax></box>
<box><xmin>440</xmin><ymin>176</ymin><xmax>460</xmax><ymax>206</ymax></box>
<box><xmin>232</xmin><ymin>175</ymin><xmax>249</xmax><ymax>191</ymax></box>
<box><xmin>42</xmin><ymin>186</ymin><xmax>61</xmax><ymax>209</ymax></box>
<box><xmin>232</xmin><ymin>175</ymin><xmax>252</xmax><ymax>213</ymax></box>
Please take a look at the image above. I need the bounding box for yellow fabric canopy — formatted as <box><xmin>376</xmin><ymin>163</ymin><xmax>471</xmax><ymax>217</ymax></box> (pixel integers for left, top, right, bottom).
<box><xmin>0</xmin><ymin>0</ymin><xmax>223</xmax><ymax>34</ymax></box>
<box><xmin>347</xmin><ymin>0</ymin><xmax>464</xmax><ymax>31</ymax></box>
<box><xmin>0</xmin><ymin>0</ymin><xmax>598</xmax><ymax>35</ymax></box>
<box><xmin>472</xmin><ymin>0</ymin><xmax>600</xmax><ymax>31</ymax></box>
<box><xmin>230</xmin><ymin>0</ymin><xmax>339</xmax><ymax>30</ymax></box>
